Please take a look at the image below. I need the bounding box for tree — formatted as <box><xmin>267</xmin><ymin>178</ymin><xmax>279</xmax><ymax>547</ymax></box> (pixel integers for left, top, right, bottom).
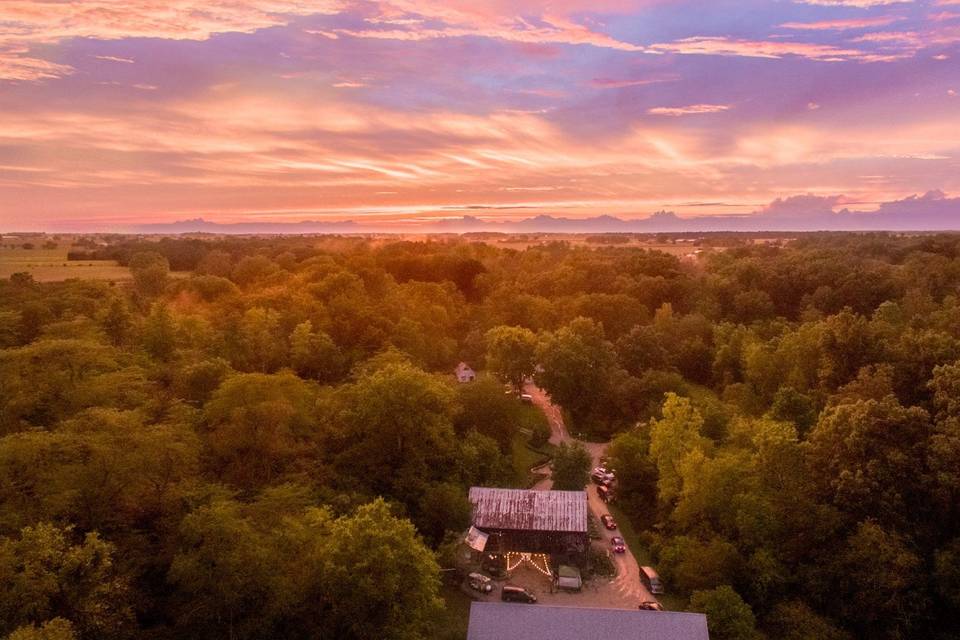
<box><xmin>484</xmin><ymin>326</ymin><xmax>538</xmax><ymax>393</ymax></box>
<box><xmin>764</xmin><ymin>601</ymin><xmax>850</xmax><ymax>640</ymax></box>
<box><xmin>769</xmin><ymin>386</ymin><xmax>817</xmax><ymax>436</ymax></box>
<box><xmin>327</xmin><ymin>364</ymin><xmax>456</xmax><ymax>505</ymax></box>
<box><xmin>930</xmin><ymin>360</ymin><xmax>960</xmax><ymax>421</ymax></box>
<box><xmin>289</xmin><ymin>321</ymin><xmax>342</xmax><ymax>382</ymax></box>
<box><xmin>167</xmin><ymin>497</ymin><xmax>276</xmax><ymax>639</ymax></box>
<box><xmin>536</xmin><ymin>317</ymin><xmax>619</xmax><ymax>427</ymax></box>
<box><xmin>6</xmin><ymin>619</ymin><xmax>77</xmax><ymax>640</ymax></box>
<box><xmin>414</xmin><ymin>482</ymin><xmax>472</xmax><ymax>546</ymax></box>
<box><xmin>142</xmin><ymin>302</ymin><xmax>177</xmax><ymax>361</ymax></box>
<box><xmin>235</xmin><ymin>307</ymin><xmax>286</xmax><ymax>373</ymax></box>
<box><xmin>231</xmin><ymin>255</ymin><xmax>279</xmax><ymax>287</ymax></box>
<box><xmin>307</xmin><ymin>499</ymin><xmax>443</xmax><ymax>640</ymax></box>
<box><xmin>196</xmin><ymin>249</ymin><xmax>233</xmax><ymax>277</ymax></box>
<box><xmin>808</xmin><ymin>397</ymin><xmax>932</xmax><ymax>528</ymax></box>
<box><xmin>204</xmin><ymin>373</ymin><xmax>319</xmax><ymax>491</ymax></box>
<box><xmin>827</xmin><ymin>521</ymin><xmax>923</xmax><ymax>638</ymax></box>
<box><xmin>99</xmin><ymin>297</ymin><xmax>132</xmax><ymax>347</ymax></box>
<box><xmin>128</xmin><ymin>251</ymin><xmax>169</xmax><ymax>297</ymax></box>
<box><xmin>0</xmin><ymin>524</ymin><xmax>132</xmax><ymax>639</ymax></box>
<box><xmin>648</xmin><ymin>393</ymin><xmax>709</xmax><ymax>506</ymax></box>
<box><xmin>453</xmin><ymin>377</ymin><xmax>521</xmax><ymax>452</ymax></box>
<box><xmin>689</xmin><ymin>585</ymin><xmax>759</xmax><ymax>640</ymax></box>
<box><xmin>606</xmin><ymin>429</ymin><xmax>657</xmax><ymax>519</ymax></box>
<box><xmin>551</xmin><ymin>441</ymin><xmax>592</xmax><ymax>490</ymax></box>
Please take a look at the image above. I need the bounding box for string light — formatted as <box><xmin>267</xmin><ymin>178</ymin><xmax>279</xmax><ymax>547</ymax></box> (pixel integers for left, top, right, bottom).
<box><xmin>505</xmin><ymin>552</ymin><xmax>553</xmax><ymax>577</ymax></box>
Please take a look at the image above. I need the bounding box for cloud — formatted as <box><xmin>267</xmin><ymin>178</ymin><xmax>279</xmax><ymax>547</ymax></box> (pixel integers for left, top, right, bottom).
<box><xmin>793</xmin><ymin>0</ymin><xmax>909</xmax><ymax>7</ymax></box>
<box><xmin>332</xmin><ymin>9</ymin><xmax>647</xmax><ymax>51</ymax></box>
<box><xmin>0</xmin><ymin>1</ymin><xmax>346</xmax><ymax>43</ymax></box>
<box><xmin>93</xmin><ymin>55</ymin><xmax>135</xmax><ymax>63</ymax></box>
<box><xmin>648</xmin><ymin>104</ymin><xmax>731</xmax><ymax>116</ymax></box>
<box><xmin>590</xmin><ymin>76</ymin><xmax>677</xmax><ymax>89</ymax></box>
<box><xmin>648</xmin><ymin>36</ymin><xmax>874</xmax><ymax>61</ymax></box>
<box><xmin>0</xmin><ymin>46</ymin><xmax>74</xmax><ymax>81</ymax></box>
<box><xmin>779</xmin><ymin>16</ymin><xmax>903</xmax><ymax>30</ymax></box>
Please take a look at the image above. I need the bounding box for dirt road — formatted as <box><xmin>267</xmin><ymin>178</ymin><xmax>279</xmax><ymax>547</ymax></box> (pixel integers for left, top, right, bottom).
<box><xmin>524</xmin><ymin>383</ymin><xmax>657</xmax><ymax>607</ymax></box>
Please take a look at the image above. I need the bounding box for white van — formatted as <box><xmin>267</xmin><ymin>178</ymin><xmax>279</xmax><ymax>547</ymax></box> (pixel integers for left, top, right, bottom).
<box><xmin>640</xmin><ymin>566</ymin><xmax>664</xmax><ymax>595</ymax></box>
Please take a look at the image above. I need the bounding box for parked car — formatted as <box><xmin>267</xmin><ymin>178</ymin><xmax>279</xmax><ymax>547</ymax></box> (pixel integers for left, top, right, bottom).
<box><xmin>600</xmin><ymin>514</ymin><xmax>617</xmax><ymax>530</ymax></box>
<box><xmin>591</xmin><ymin>469</ymin><xmax>614</xmax><ymax>484</ymax></box>
<box><xmin>597</xmin><ymin>485</ymin><xmax>611</xmax><ymax>502</ymax></box>
<box><xmin>468</xmin><ymin>572</ymin><xmax>493</xmax><ymax>593</ymax></box>
<box><xmin>501</xmin><ymin>584</ymin><xmax>537</xmax><ymax>603</ymax></box>
<box><xmin>520</xmin><ymin>394</ymin><xmax>534</xmax><ymax>404</ymax></box>
<box><xmin>640</xmin><ymin>566</ymin><xmax>664</xmax><ymax>595</ymax></box>
<box><xmin>638</xmin><ymin>601</ymin><xmax>664</xmax><ymax>611</ymax></box>
<box><xmin>611</xmin><ymin>536</ymin><xmax>625</xmax><ymax>553</ymax></box>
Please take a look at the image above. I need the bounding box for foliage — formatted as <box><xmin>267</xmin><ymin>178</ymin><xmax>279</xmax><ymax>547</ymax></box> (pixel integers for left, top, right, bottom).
<box><xmin>550</xmin><ymin>441</ymin><xmax>592</xmax><ymax>490</ymax></box>
<box><xmin>689</xmin><ymin>586</ymin><xmax>760</xmax><ymax>640</ymax></box>
<box><xmin>4</xmin><ymin>233</ymin><xmax>960</xmax><ymax>638</ymax></box>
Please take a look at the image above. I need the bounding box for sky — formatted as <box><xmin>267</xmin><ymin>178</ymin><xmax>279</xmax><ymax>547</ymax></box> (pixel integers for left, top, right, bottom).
<box><xmin>1</xmin><ymin>0</ymin><xmax>959</xmax><ymax>231</ymax></box>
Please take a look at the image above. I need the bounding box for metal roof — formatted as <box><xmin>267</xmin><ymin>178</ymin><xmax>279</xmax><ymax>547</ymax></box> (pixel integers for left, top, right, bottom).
<box><xmin>468</xmin><ymin>488</ymin><xmax>588</xmax><ymax>533</ymax></box>
<box><xmin>467</xmin><ymin>603</ymin><xmax>710</xmax><ymax>640</ymax></box>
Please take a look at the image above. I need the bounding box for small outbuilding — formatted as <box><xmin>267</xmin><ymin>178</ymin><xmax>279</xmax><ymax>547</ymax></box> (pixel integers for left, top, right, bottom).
<box><xmin>466</xmin><ymin>603</ymin><xmax>710</xmax><ymax>640</ymax></box>
<box><xmin>455</xmin><ymin>362</ymin><xmax>477</xmax><ymax>383</ymax></box>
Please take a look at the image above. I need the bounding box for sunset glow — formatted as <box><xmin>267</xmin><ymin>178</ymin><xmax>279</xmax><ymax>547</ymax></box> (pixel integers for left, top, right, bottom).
<box><xmin>1</xmin><ymin>0</ymin><xmax>959</xmax><ymax>230</ymax></box>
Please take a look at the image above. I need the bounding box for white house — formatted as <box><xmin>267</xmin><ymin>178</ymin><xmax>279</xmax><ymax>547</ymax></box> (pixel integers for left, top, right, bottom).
<box><xmin>456</xmin><ymin>362</ymin><xmax>477</xmax><ymax>383</ymax></box>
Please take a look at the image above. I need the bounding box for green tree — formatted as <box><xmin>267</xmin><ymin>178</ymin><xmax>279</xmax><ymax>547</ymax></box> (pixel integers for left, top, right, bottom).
<box><xmin>308</xmin><ymin>499</ymin><xmax>443</xmax><ymax>640</ymax></box>
<box><xmin>204</xmin><ymin>372</ymin><xmax>319</xmax><ymax>491</ymax></box>
<box><xmin>689</xmin><ymin>585</ymin><xmax>759</xmax><ymax>640</ymax></box>
<box><xmin>550</xmin><ymin>441</ymin><xmax>592</xmax><ymax>490</ymax></box>
<box><xmin>414</xmin><ymin>482</ymin><xmax>472</xmax><ymax>546</ymax></box>
<box><xmin>536</xmin><ymin>317</ymin><xmax>619</xmax><ymax>426</ymax></box>
<box><xmin>808</xmin><ymin>397</ymin><xmax>932</xmax><ymax>528</ymax></box>
<box><xmin>6</xmin><ymin>619</ymin><xmax>77</xmax><ymax>640</ymax></box>
<box><xmin>485</xmin><ymin>326</ymin><xmax>538</xmax><ymax>393</ymax></box>
<box><xmin>454</xmin><ymin>377</ymin><xmax>521</xmax><ymax>452</ymax></box>
<box><xmin>99</xmin><ymin>297</ymin><xmax>132</xmax><ymax>347</ymax></box>
<box><xmin>142</xmin><ymin>302</ymin><xmax>177</xmax><ymax>361</ymax></box>
<box><xmin>0</xmin><ymin>524</ymin><xmax>132</xmax><ymax>639</ymax></box>
<box><xmin>289</xmin><ymin>320</ymin><xmax>341</xmax><ymax>382</ymax></box>
<box><xmin>128</xmin><ymin>251</ymin><xmax>169</xmax><ymax>297</ymax></box>
<box><xmin>648</xmin><ymin>393</ymin><xmax>709</xmax><ymax>506</ymax></box>
<box><xmin>769</xmin><ymin>386</ymin><xmax>817</xmax><ymax>436</ymax></box>
<box><xmin>327</xmin><ymin>364</ymin><xmax>456</xmax><ymax>504</ymax></box>
<box><xmin>828</xmin><ymin>521</ymin><xmax>923</xmax><ymax>637</ymax></box>
<box><xmin>764</xmin><ymin>601</ymin><xmax>850</xmax><ymax>640</ymax></box>
<box><xmin>168</xmin><ymin>497</ymin><xmax>275</xmax><ymax>639</ymax></box>
<box><xmin>235</xmin><ymin>307</ymin><xmax>286</xmax><ymax>373</ymax></box>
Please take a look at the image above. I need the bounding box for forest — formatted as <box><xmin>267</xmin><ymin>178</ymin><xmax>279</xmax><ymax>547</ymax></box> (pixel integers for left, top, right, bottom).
<box><xmin>1</xmin><ymin>232</ymin><xmax>960</xmax><ymax>640</ymax></box>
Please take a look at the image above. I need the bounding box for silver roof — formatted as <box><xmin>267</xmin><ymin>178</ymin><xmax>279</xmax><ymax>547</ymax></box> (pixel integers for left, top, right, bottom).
<box><xmin>467</xmin><ymin>603</ymin><xmax>710</xmax><ymax>640</ymax></box>
<box><xmin>468</xmin><ymin>487</ymin><xmax>588</xmax><ymax>533</ymax></box>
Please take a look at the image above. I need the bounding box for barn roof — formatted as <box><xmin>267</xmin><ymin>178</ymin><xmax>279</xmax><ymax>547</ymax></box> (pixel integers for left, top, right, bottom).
<box><xmin>468</xmin><ymin>488</ymin><xmax>588</xmax><ymax>533</ymax></box>
<box><xmin>466</xmin><ymin>603</ymin><xmax>710</xmax><ymax>640</ymax></box>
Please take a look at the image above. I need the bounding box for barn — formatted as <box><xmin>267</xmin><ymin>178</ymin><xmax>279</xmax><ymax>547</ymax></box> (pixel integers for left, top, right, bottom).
<box><xmin>468</xmin><ymin>488</ymin><xmax>589</xmax><ymax>561</ymax></box>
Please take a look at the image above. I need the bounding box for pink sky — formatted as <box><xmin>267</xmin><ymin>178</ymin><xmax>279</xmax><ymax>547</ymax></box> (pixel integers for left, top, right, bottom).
<box><xmin>1</xmin><ymin>0</ymin><xmax>959</xmax><ymax>230</ymax></box>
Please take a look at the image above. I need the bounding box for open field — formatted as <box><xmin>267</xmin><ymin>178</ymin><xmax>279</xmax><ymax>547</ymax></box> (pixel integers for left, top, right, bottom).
<box><xmin>0</xmin><ymin>246</ymin><xmax>188</xmax><ymax>282</ymax></box>
<box><xmin>0</xmin><ymin>246</ymin><xmax>131</xmax><ymax>282</ymax></box>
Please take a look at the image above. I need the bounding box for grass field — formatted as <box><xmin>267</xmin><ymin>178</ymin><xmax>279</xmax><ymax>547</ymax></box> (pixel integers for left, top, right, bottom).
<box><xmin>430</xmin><ymin>584</ymin><xmax>473</xmax><ymax>640</ymax></box>
<box><xmin>0</xmin><ymin>246</ymin><xmax>189</xmax><ymax>282</ymax></box>
<box><xmin>0</xmin><ymin>246</ymin><xmax>131</xmax><ymax>282</ymax></box>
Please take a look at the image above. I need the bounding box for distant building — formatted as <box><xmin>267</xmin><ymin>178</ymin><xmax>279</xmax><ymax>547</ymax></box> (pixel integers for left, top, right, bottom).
<box><xmin>466</xmin><ymin>602</ymin><xmax>710</xmax><ymax>640</ymax></box>
<box><xmin>455</xmin><ymin>362</ymin><xmax>477</xmax><ymax>383</ymax></box>
<box><xmin>468</xmin><ymin>487</ymin><xmax>589</xmax><ymax>558</ymax></box>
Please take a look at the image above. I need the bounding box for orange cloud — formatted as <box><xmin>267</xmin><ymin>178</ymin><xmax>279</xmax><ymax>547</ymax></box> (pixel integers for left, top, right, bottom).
<box><xmin>648</xmin><ymin>104</ymin><xmax>732</xmax><ymax>116</ymax></box>
<box><xmin>649</xmin><ymin>36</ymin><xmax>872</xmax><ymax>61</ymax></box>
<box><xmin>0</xmin><ymin>46</ymin><xmax>74</xmax><ymax>81</ymax></box>
<box><xmin>779</xmin><ymin>16</ymin><xmax>902</xmax><ymax>30</ymax></box>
